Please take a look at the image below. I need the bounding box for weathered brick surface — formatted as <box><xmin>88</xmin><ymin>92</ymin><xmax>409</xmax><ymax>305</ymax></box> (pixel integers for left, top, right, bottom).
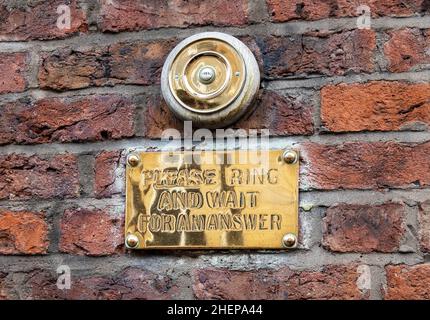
<box><xmin>140</xmin><ymin>92</ymin><xmax>184</xmax><ymax>139</ymax></box>
<box><xmin>323</xmin><ymin>203</ymin><xmax>405</xmax><ymax>253</ymax></box>
<box><xmin>0</xmin><ymin>53</ymin><xmax>27</xmax><ymax>94</ymax></box>
<box><xmin>0</xmin><ymin>154</ymin><xmax>79</xmax><ymax>200</ymax></box>
<box><xmin>0</xmin><ymin>272</ymin><xmax>7</xmax><ymax>299</ymax></box>
<box><xmin>24</xmin><ymin>267</ymin><xmax>179</xmax><ymax>299</ymax></box>
<box><xmin>140</xmin><ymin>90</ymin><xmax>314</xmax><ymax>137</ymax></box>
<box><xmin>238</xmin><ymin>36</ymin><xmax>264</xmax><ymax>72</ymax></box>
<box><xmin>0</xmin><ymin>0</ymin><xmax>87</xmax><ymax>41</ymax></box>
<box><xmin>302</xmin><ymin>141</ymin><xmax>430</xmax><ymax>190</ymax></box>
<box><xmin>418</xmin><ymin>200</ymin><xmax>430</xmax><ymax>252</ymax></box>
<box><xmin>384</xmin><ymin>28</ymin><xmax>430</xmax><ymax>72</ymax></box>
<box><xmin>39</xmin><ymin>39</ymin><xmax>176</xmax><ymax>91</ymax></box>
<box><xmin>0</xmin><ymin>95</ymin><xmax>135</xmax><ymax>145</ymax></box>
<box><xmin>59</xmin><ymin>208</ymin><xmax>123</xmax><ymax>256</ymax></box>
<box><xmin>235</xmin><ymin>90</ymin><xmax>314</xmax><ymax>135</ymax></box>
<box><xmin>0</xmin><ymin>211</ymin><xmax>49</xmax><ymax>255</ymax></box>
<box><xmin>39</xmin><ymin>30</ymin><xmax>375</xmax><ymax>89</ymax></box>
<box><xmin>0</xmin><ymin>0</ymin><xmax>429</xmax><ymax>301</ymax></box>
<box><xmin>99</xmin><ymin>0</ymin><xmax>249</xmax><ymax>32</ymax></box>
<box><xmin>321</xmin><ymin>81</ymin><xmax>430</xmax><ymax>132</ymax></box>
<box><xmin>94</xmin><ymin>151</ymin><xmax>123</xmax><ymax>198</ymax></box>
<box><xmin>193</xmin><ymin>265</ymin><xmax>369</xmax><ymax>300</ymax></box>
<box><xmin>385</xmin><ymin>264</ymin><xmax>430</xmax><ymax>299</ymax></box>
<box><xmin>267</xmin><ymin>0</ymin><xmax>429</xmax><ymax>22</ymax></box>
<box><xmin>256</xmin><ymin>30</ymin><xmax>376</xmax><ymax>78</ymax></box>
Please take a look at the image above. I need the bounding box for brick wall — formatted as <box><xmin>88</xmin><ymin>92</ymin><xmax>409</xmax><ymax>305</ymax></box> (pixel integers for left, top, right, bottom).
<box><xmin>0</xmin><ymin>0</ymin><xmax>429</xmax><ymax>300</ymax></box>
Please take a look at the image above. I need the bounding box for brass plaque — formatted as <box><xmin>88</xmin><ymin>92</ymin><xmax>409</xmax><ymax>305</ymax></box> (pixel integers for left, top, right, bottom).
<box><xmin>125</xmin><ymin>150</ymin><xmax>299</xmax><ymax>249</ymax></box>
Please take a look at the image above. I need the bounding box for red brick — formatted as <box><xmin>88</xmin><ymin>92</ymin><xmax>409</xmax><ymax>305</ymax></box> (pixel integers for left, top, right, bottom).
<box><xmin>418</xmin><ymin>200</ymin><xmax>430</xmax><ymax>252</ymax></box>
<box><xmin>25</xmin><ymin>267</ymin><xmax>179</xmax><ymax>299</ymax></box>
<box><xmin>99</xmin><ymin>0</ymin><xmax>248</xmax><ymax>32</ymax></box>
<box><xmin>238</xmin><ymin>36</ymin><xmax>264</xmax><ymax>71</ymax></box>
<box><xmin>256</xmin><ymin>29</ymin><xmax>375</xmax><ymax>78</ymax></box>
<box><xmin>234</xmin><ymin>90</ymin><xmax>314</xmax><ymax>135</ymax></box>
<box><xmin>385</xmin><ymin>264</ymin><xmax>430</xmax><ymax>299</ymax></box>
<box><xmin>321</xmin><ymin>81</ymin><xmax>430</xmax><ymax>132</ymax></box>
<box><xmin>301</xmin><ymin>141</ymin><xmax>430</xmax><ymax>190</ymax></box>
<box><xmin>323</xmin><ymin>203</ymin><xmax>405</xmax><ymax>253</ymax></box>
<box><xmin>39</xmin><ymin>39</ymin><xmax>176</xmax><ymax>91</ymax></box>
<box><xmin>384</xmin><ymin>28</ymin><xmax>430</xmax><ymax>72</ymax></box>
<box><xmin>0</xmin><ymin>0</ymin><xmax>87</xmax><ymax>41</ymax></box>
<box><xmin>0</xmin><ymin>211</ymin><xmax>49</xmax><ymax>255</ymax></box>
<box><xmin>193</xmin><ymin>265</ymin><xmax>369</xmax><ymax>300</ymax></box>
<box><xmin>141</xmin><ymin>93</ymin><xmax>183</xmax><ymax>139</ymax></box>
<box><xmin>59</xmin><ymin>208</ymin><xmax>123</xmax><ymax>256</ymax></box>
<box><xmin>94</xmin><ymin>151</ymin><xmax>123</xmax><ymax>198</ymax></box>
<box><xmin>0</xmin><ymin>154</ymin><xmax>79</xmax><ymax>200</ymax></box>
<box><xmin>267</xmin><ymin>0</ymin><xmax>429</xmax><ymax>22</ymax></box>
<box><xmin>38</xmin><ymin>31</ymin><xmax>376</xmax><ymax>90</ymax></box>
<box><xmin>0</xmin><ymin>53</ymin><xmax>27</xmax><ymax>94</ymax></box>
<box><xmin>0</xmin><ymin>95</ymin><xmax>135</xmax><ymax>145</ymax></box>
<box><xmin>141</xmin><ymin>90</ymin><xmax>314</xmax><ymax>137</ymax></box>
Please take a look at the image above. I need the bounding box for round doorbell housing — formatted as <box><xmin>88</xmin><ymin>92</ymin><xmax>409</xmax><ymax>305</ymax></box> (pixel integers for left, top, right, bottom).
<box><xmin>161</xmin><ymin>32</ymin><xmax>260</xmax><ymax>128</ymax></box>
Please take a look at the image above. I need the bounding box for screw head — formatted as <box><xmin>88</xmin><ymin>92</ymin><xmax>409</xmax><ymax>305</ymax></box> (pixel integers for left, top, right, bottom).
<box><xmin>282</xmin><ymin>233</ymin><xmax>297</xmax><ymax>248</ymax></box>
<box><xmin>283</xmin><ymin>150</ymin><xmax>298</xmax><ymax>164</ymax></box>
<box><xmin>125</xmin><ymin>234</ymin><xmax>139</xmax><ymax>248</ymax></box>
<box><xmin>127</xmin><ymin>154</ymin><xmax>140</xmax><ymax>167</ymax></box>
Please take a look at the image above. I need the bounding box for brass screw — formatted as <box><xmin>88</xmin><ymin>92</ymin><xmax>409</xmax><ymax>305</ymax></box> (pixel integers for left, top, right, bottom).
<box><xmin>282</xmin><ymin>233</ymin><xmax>297</xmax><ymax>248</ymax></box>
<box><xmin>127</xmin><ymin>154</ymin><xmax>140</xmax><ymax>167</ymax></box>
<box><xmin>125</xmin><ymin>234</ymin><xmax>139</xmax><ymax>248</ymax></box>
<box><xmin>283</xmin><ymin>150</ymin><xmax>298</xmax><ymax>164</ymax></box>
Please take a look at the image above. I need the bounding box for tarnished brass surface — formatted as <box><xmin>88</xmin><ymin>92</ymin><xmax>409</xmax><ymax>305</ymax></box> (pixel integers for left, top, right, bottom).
<box><xmin>161</xmin><ymin>32</ymin><xmax>260</xmax><ymax>128</ymax></box>
<box><xmin>168</xmin><ymin>38</ymin><xmax>246</xmax><ymax>114</ymax></box>
<box><xmin>125</xmin><ymin>150</ymin><xmax>299</xmax><ymax>249</ymax></box>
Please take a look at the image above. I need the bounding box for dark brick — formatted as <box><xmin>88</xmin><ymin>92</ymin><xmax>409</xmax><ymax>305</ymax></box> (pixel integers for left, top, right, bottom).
<box><xmin>323</xmin><ymin>203</ymin><xmax>405</xmax><ymax>253</ymax></box>
<box><xmin>24</xmin><ymin>267</ymin><xmax>179</xmax><ymax>299</ymax></box>
<box><xmin>94</xmin><ymin>151</ymin><xmax>123</xmax><ymax>198</ymax></box>
<box><xmin>235</xmin><ymin>90</ymin><xmax>314</xmax><ymax>136</ymax></box>
<box><xmin>0</xmin><ymin>95</ymin><xmax>135</xmax><ymax>145</ymax></box>
<box><xmin>193</xmin><ymin>265</ymin><xmax>369</xmax><ymax>300</ymax></box>
<box><xmin>39</xmin><ymin>39</ymin><xmax>176</xmax><ymax>91</ymax></box>
<box><xmin>301</xmin><ymin>141</ymin><xmax>430</xmax><ymax>190</ymax></box>
<box><xmin>0</xmin><ymin>154</ymin><xmax>79</xmax><ymax>200</ymax></box>
<box><xmin>267</xmin><ymin>0</ymin><xmax>429</xmax><ymax>22</ymax></box>
<box><xmin>255</xmin><ymin>30</ymin><xmax>376</xmax><ymax>78</ymax></box>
